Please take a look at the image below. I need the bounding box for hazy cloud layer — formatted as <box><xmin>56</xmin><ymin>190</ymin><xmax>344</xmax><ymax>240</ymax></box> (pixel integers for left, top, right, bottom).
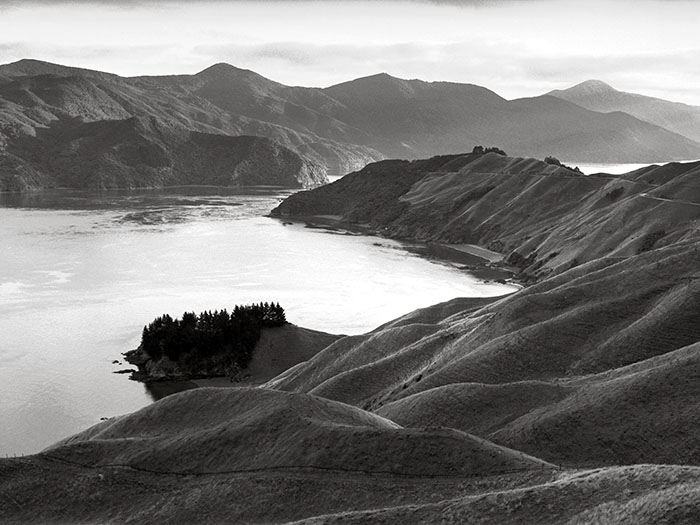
<box><xmin>1</xmin><ymin>0</ymin><xmax>698</xmax><ymax>104</ymax></box>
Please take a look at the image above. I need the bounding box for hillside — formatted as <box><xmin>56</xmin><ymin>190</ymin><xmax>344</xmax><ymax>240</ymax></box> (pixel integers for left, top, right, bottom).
<box><xmin>0</xmin><ymin>387</ymin><xmax>566</xmax><ymax>523</ymax></box>
<box><xmin>273</xmin><ymin>153</ymin><xmax>700</xmax><ymax>281</ymax></box>
<box><xmin>323</xmin><ymin>74</ymin><xmax>700</xmax><ymax>162</ymax></box>
<box><xmin>2</xmin><ymin>382</ymin><xmax>699</xmax><ymax>523</ymax></box>
<box><xmin>0</xmin><ymin>116</ymin><xmax>326</xmax><ymax>191</ymax></box>
<box><xmin>267</xmin><ymin>152</ymin><xmax>700</xmax><ymax>470</ymax></box>
<box><xmin>0</xmin><ymin>60</ymin><xmax>380</xmax><ymax>185</ymax></box>
<box><xmin>267</xmin><ymin>237</ymin><xmax>700</xmax><ymax>468</ymax></box>
<box><xmin>549</xmin><ymin>80</ymin><xmax>700</xmax><ymax>143</ymax></box>
<box><xmin>2</xmin><ymin>59</ymin><xmax>700</xmax><ymax>189</ymax></box>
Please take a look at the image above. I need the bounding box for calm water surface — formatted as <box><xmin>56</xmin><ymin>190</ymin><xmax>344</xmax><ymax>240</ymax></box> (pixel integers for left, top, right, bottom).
<box><xmin>570</xmin><ymin>159</ymin><xmax>700</xmax><ymax>175</ymax></box>
<box><xmin>0</xmin><ymin>187</ymin><xmax>516</xmax><ymax>455</ymax></box>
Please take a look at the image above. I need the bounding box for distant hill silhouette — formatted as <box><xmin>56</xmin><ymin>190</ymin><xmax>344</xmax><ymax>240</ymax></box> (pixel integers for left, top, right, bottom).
<box><xmin>549</xmin><ymin>80</ymin><xmax>700</xmax><ymax>143</ymax></box>
<box><xmin>2</xmin><ymin>59</ymin><xmax>700</xmax><ymax>192</ymax></box>
<box><xmin>322</xmin><ymin>73</ymin><xmax>700</xmax><ymax>162</ymax></box>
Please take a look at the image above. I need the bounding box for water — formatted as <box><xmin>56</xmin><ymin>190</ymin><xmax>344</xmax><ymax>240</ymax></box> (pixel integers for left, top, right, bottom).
<box><xmin>569</xmin><ymin>160</ymin><xmax>700</xmax><ymax>175</ymax></box>
<box><xmin>0</xmin><ymin>187</ymin><xmax>516</xmax><ymax>455</ymax></box>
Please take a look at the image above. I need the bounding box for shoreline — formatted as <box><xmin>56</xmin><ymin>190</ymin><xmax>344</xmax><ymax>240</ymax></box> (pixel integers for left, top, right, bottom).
<box><xmin>274</xmin><ymin>214</ymin><xmax>520</xmax><ymax>285</ymax></box>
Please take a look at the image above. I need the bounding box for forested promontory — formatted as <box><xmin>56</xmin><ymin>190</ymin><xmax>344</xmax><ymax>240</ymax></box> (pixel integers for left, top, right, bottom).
<box><xmin>125</xmin><ymin>302</ymin><xmax>287</xmax><ymax>382</ymax></box>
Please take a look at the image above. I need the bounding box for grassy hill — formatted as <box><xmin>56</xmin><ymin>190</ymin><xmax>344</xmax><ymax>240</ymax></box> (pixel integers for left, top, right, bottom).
<box><xmin>266</xmin><ymin>237</ymin><xmax>700</xmax><ymax>467</ymax></box>
<box><xmin>273</xmin><ymin>153</ymin><xmax>700</xmax><ymax>281</ymax></box>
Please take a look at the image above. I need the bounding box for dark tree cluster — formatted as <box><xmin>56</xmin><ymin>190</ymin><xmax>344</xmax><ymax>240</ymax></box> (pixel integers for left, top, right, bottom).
<box><xmin>472</xmin><ymin>146</ymin><xmax>507</xmax><ymax>156</ymax></box>
<box><xmin>544</xmin><ymin>156</ymin><xmax>582</xmax><ymax>174</ymax></box>
<box><xmin>140</xmin><ymin>302</ymin><xmax>286</xmax><ymax>368</ymax></box>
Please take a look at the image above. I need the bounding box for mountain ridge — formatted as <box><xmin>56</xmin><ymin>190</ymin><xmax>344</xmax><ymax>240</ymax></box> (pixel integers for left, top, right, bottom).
<box><xmin>2</xmin><ymin>58</ymin><xmax>700</xmax><ymax>190</ymax></box>
<box><xmin>549</xmin><ymin>79</ymin><xmax>700</xmax><ymax>143</ymax></box>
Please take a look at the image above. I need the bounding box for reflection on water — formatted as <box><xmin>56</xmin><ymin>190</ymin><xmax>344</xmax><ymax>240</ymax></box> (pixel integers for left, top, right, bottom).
<box><xmin>144</xmin><ymin>380</ymin><xmax>200</xmax><ymax>401</ymax></box>
<box><xmin>0</xmin><ymin>187</ymin><xmax>516</xmax><ymax>455</ymax></box>
<box><xmin>570</xmin><ymin>159</ymin><xmax>700</xmax><ymax>176</ymax></box>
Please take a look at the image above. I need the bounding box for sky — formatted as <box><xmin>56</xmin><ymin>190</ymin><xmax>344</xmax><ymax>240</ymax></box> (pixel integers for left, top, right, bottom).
<box><xmin>0</xmin><ymin>0</ymin><xmax>699</xmax><ymax>104</ymax></box>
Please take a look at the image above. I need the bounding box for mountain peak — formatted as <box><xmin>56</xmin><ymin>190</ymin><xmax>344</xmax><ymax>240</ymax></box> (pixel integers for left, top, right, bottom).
<box><xmin>196</xmin><ymin>62</ymin><xmax>250</xmax><ymax>77</ymax></box>
<box><xmin>0</xmin><ymin>58</ymin><xmax>118</xmax><ymax>80</ymax></box>
<box><xmin>556</xmin><ymin>79</ymin><xmax>617</xmax><ymax>96</ymax></box>
<box><xmin>324</xmin><ymin>72</ymin><xmax>420</xmax><ymax>99</ymax></box>
<box><xmin>193</xmin><ymin>62</ymin><xmax>281</xmax><ymax>90</ymax></box>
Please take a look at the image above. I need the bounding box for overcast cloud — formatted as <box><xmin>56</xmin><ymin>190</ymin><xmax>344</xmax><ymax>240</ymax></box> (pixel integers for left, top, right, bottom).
<box><xmin>0</xmin><ymin>0</ymin><xmax>698</xmax><ymax>104</ymax></box>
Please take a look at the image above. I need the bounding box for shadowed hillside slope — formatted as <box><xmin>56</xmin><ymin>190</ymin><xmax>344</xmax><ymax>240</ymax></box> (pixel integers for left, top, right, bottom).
<box><xmin>291</xmin><ymin>465</ymin><xmax>700</xmax><ymax>525</ymax></box>
<box><xmin>5</xmin><ymin>388</ymin><xmax>700</xmax><ymax>524</ymax></box>
<box><xmin>0</xmin><ymin>116</ymin><xmax>326</xmax><ymax>191</ymax></box>
<box><xmin>45</xmin><ymin>387</ymin><xmax>551</xmax><ymax>476</ymax></box>
<box><xmin>2</xmin><ymin>442</ymin><xmax>698</xmax><ymax>523</ymax></box>
<box><xmin>273</xmin><ymin>153</ymin><xmax>700</xmax><ymax>281</ymax></box>
<box><xmin>550</xmin><ymin>80</ymin><xmax>700</xmax><ymax>143</ymax></box>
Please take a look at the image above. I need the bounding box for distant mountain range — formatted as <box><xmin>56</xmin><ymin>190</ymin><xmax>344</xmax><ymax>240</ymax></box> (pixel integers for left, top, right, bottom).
<box><xmin>549</xmin><ymin>79</ymin><xmax>700</xmax><ymax>144</ymax></box>
<box><xmin>1</xmin><ymin>59</ymin><xmax>700</xmax><ymax>191</ymax></box>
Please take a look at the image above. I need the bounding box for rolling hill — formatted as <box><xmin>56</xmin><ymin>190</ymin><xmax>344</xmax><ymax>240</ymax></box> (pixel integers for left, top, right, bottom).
<box><xmin>273</xmin><ymin>152</ymin><xmax>700</xmax><ymax>282</ymax></box>
<box><xmin>3</xmin><ymin>387</ymin><xmax>699</xmax><ymax>523</ymax></box>
<box><xmin>0</xmin><ymin>387</ymin><xmax>561</xmax><ymax>523</ymax></box>
<box><xmin>266</xmin><ymin>233</ymin><xmax>700</xmax><ymax>469</ymax></box>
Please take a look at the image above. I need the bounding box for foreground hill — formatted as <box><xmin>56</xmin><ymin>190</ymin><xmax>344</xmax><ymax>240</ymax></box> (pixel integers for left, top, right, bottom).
<box><xmin>273</xmin><ymin>153</ymin><xmax>700</xmax><ymax>281</ymax></box>
<box><xmin>2</xmin><ymin>59</ymin><xmax>699</xmax><ymax>189</ymax></box>
<box><xmin>0</xmin><ymin>387</ymin><xmax>564</xmax><ymax>523</ymax></box>
<box><xmin>2</xmin><ymin>389</ymin><xmax>699</xmax><ymax>522</ymax></box>
<box><xmin>549</xmin><ymin>80</ymin><xmax>700</xmax><ymax>144</ymax></box>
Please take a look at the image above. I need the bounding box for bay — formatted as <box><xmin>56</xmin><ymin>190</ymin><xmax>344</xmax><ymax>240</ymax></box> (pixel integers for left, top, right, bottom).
<box><xmin>0</xmin><ymin>187</ymin><xmax>516</xmax><ymax>455</ymax></box>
